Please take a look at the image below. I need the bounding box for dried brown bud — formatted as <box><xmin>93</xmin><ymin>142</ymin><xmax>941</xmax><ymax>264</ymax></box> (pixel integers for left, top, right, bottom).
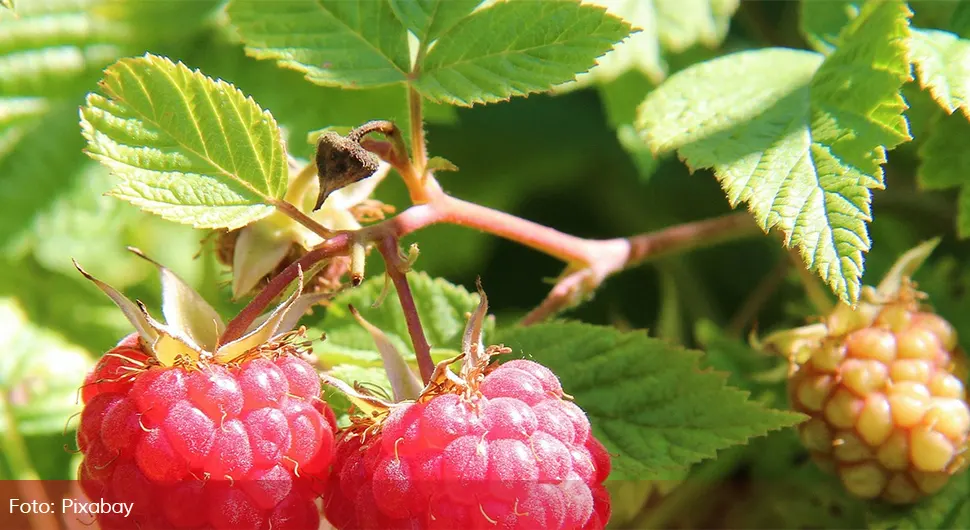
<box><xmin>314</xmin><ymin>131</ymin><xmax>380</xmax><ymax>211</ymax></box>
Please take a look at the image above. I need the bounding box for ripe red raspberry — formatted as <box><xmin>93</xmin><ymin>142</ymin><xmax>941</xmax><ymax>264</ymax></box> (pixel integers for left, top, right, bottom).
<box><xmin>78</xmin><ymin>333</ymin><xmax>336</xmax><ymax>529</ymax></box>
<box><xmin>74</xmin><ymin>254</ymin><xmax>338</xmax><ymax>529</ymax></box>
<box><xmin>787</xmin><ymin>284</ymin><xmax>969</xmax><ymax>504</ymax></box>
<box><xmin>322</xmin><ymin>353</ymin><xmax>611</xmax><ymax>529</ymax></box>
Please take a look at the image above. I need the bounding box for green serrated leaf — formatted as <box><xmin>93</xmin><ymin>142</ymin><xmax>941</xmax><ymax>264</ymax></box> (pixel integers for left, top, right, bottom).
<box><xmin>311</xmin><ymin>271</ymin><xmax>491</xmax><ymax>366</ymax></box>
<box><xmin>867</xmin><ymin>470</ymin><xmax>969</xmax><ymax>530</ymax></box>
<box><xmin>80</xmin><ymin>54</ymin><xmax>287</xmax><ymax>230</ymax></box>
<box><xmin>0</xmin><ymin>298</ymin><xmax>93</xmax><ymax>437</ymax></box>
<box><xmin>917</xmin><ymin>111</ymin><xmax>970</xmax><ymax>237</ymax></box>
<box><xmin>226</xmin><ymin>0</ymin><xmax>410</xmax><ymax>89</ymax></box>
<box><xmin>413</xmin><ymin>0</ymin><xmax>632</xmax><ymax>106</ymax></box>
<box><xmin>177</xmin><ymin>27</ymin><xmax>460</xmax><ymax>160</ymax></box>
<box><xmin>637</xmin><ymin>1</ymin><xmax>913</xmax><ymax>305</ymax></box>
<box><xmin>799</xmin><ymin>0</ymin><xmax>862</xmax><ymax>54</ymax></box>
<box><xmin>911</xmin><ymin>29</ymin><xmax>970</xmax><ymax>117</ymax></box>
<box><xmin>495</xmin><ymin>323</ymin><xmax>805</xmax><ymax>480</ymax></box>
<box><xmin>388</xmin><ymin>0</ymin><xmax>482</xmax><ymax>44</ymax></box>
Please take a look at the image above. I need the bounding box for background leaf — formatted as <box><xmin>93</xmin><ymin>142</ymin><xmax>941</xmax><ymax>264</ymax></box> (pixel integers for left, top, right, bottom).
<box><xmin>413</xmin><ymin>0</ymin><xmax>632</xmax><ymax>106</ymax></box>
<box><xmin>565</xmin><ymin>0</ymin><xmax>664</xmax><ymax>89</ymax></box>
<box><xmin>495</xmin><ymin>322</ymin><xmax>805</xmax><ymax>480</ymax></box>
<box><xmin>910</xmin><ymin>29</ymin><xmax>970</xmax><ymax>117</ymax></box>
<box><xmin>562</xmin><ymin>0</ymin><xmax>739</xmax><ymax>91</ymax></box>
<box><xmin>917</xmin><ymin>111</ymin><xmax>970</xmax><ymax>237</ymax></box>
<box><xmin>653</xmin><ymin>0</ymin><xmax>738</xmax><ymax>53</ymax></box>
<box><xmin>80</xmin><ymin>54</ymin><xmax>287</xmax><ymax>230</ymax></box>
<box><xmin>637</xmin><ymin>1</ymin><xmax>913</xmax><ymax>304</ymax></box>
<box><xmin>226</xmin><ymin>0</ymin><xmax>411</xmax><ymax>88</ymax></box>
<box><xmin>311</xmin><ymin>271</ymin><xmax>492</xmax><ymax>367</ymax></box>
<box><xmin>556</xmin><ymin>0</ymin><xmax>738</xmax><ymax>185</ymax></box>
<box><xmin>799</xmin><ymin>0</ymin><xmax>861</xmax><ymax>54</ymax></box>
<box><xmin>0</xmin><ymin>298</ymin><xmax>92</xmax><ymax>436</ymax></box>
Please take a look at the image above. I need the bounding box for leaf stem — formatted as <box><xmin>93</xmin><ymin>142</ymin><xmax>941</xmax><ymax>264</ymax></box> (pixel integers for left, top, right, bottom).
<box><xmin>623</xmin><ymin>212</ymin><xmax>759</xmax><ymax>268</ymax></box>
<box><xmin>271</xmin><ymin>199</ymin><xmax>334</xmax><ymax>240</ymax></box>
<box><xmin>427</xmin><ymin>193</ymin><xmax>623</xmax><ymax>266</ymax></box>
<box><xmin>378</xmin><ymin>236</ymin><xmax>435</xmax><ymax>383</ymax></box>
<box><xmin>522</xmin><ymin>211</ymin><xmax>761</xmax><ymax>324</ymax></box>
<box><xmin>408</xmin><ymin>86</ymin><xmax>428</xmax><ymax>178</ymax></box>
<box><xmin>356</xmin><ymin>120</ymin><xmax>428</xmax><ymax>204</ymax></box>
<box><xmin>224</xmin><ymin>195</ymin><xmax>763</xmax><ymax>342</ymax></box>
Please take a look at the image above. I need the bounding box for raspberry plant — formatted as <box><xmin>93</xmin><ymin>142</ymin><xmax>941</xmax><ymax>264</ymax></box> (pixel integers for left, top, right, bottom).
<box><xmin>2</xmin><ymin>0</ymin><xmax>970</xmax><ymax>529</ymax></box>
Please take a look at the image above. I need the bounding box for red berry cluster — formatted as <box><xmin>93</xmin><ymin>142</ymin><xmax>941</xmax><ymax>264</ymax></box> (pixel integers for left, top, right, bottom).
<box><xmin>77</xmin><ymin>333</ymin><xmax>337</xmax><ymax>529</ymax></box>
<box><xmin>323</xmin><ymin>359</ymin><xmax>611</xmax><ymax>529</ymax></box>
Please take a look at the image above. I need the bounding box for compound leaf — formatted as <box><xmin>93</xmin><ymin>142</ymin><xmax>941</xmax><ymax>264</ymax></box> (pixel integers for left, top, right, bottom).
<box><xmin>388</xmin><ymin>0</ymin><xmax>482</xmax><ymax>43</ymax></box>
<box><xmin>413</xmin><ymin>0</ymin><xmax>632</xmax><ymax>106</ymax></box>
<box><xmin>180</xmin><ymin>28</ymin><xmax>439</xmax><ymax>159</ymax></box>
<box><xmin>910</xmin><ymin>29</ymin><xmax>970</xmax><ymax>117</ymax></box>
<box><xmin>311</xmin><ymin>271</ymin><xmax>492</xmax><ymax>366</ymax></box>
<box><xmin>80</xmin><ymin>54</ymin><xmax>287</xmax><ymax>230</ymax></box>
<box><xmin>226</xmin><ymin>0</ymin><xmax>410</xmax><ymax>89</ymax></box>
<box><xmin>636</xmin><ymin>1</ymin><xmax>912</xmax><ymax>305</ymax></box>
<box><xmin>495</xmin><ymin>323</ymin><xmax>805</xmax><ymax>480</ymax></box>
<box><xmin>917</xmin><ymin>111</ymin><xmax>970</xmax><ymax>238</ymax></box>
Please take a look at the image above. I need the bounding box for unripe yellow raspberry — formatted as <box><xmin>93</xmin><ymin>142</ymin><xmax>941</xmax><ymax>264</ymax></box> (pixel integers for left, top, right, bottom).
<box><xmin>788</xmin><ymin>290</ymin><xmax>969</xmax><ymax>504</ymax></box>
